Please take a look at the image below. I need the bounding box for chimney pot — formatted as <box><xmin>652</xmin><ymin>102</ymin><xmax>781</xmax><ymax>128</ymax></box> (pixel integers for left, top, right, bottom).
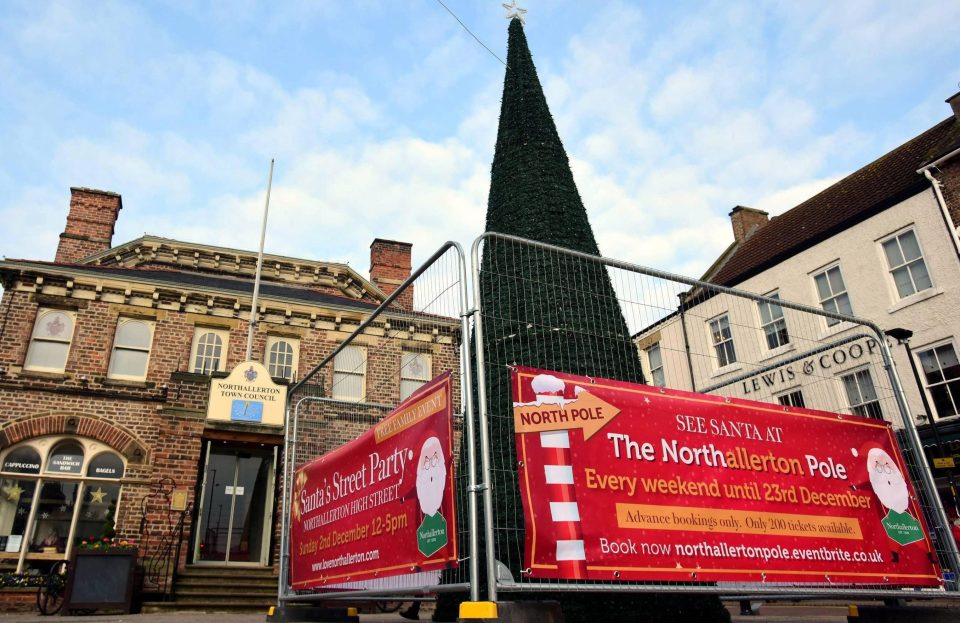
<box><xmin>729</xmin><ymin>205</ymin><xmax>769</xmax><ymax>244</ymax></box>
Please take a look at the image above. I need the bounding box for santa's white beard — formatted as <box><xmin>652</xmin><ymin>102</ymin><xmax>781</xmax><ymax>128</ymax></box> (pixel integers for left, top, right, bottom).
<box><xmin>417</xmin><ymin>472</ymin><xmax>445</xmax><ymax>516</ymax></box>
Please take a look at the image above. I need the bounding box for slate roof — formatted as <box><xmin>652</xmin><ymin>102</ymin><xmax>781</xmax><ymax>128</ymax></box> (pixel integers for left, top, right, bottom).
<box><xmin>0</xmin><ymin>260</ymin><xmax>380</xmax><ymax>312</ymax></box>
<box><xmin>708</xmin><ymin>115</ymin><xmax>960</xmax><ymax>288</ymax></box>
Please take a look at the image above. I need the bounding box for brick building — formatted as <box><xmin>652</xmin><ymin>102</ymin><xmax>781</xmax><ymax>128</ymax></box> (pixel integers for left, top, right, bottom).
<box><xmin>0</xmin><ymin>189</ymin><xmax>460</xmax><ymax>607</ymax></box>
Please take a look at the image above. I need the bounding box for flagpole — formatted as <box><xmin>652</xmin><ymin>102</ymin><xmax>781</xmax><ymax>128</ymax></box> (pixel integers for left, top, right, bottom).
<box><xmin>246</xmin><ymin>158</ymin><xmax>275</xmax><ymax>361</ymax></box>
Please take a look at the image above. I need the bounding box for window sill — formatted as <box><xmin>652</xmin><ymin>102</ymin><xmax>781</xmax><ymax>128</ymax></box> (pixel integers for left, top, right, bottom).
<box><xmin>170</xmin><ymin>371</ymin><xmax>214</xmax><ymax>384</ymax></box>
<box><xmin>887</xmin><ymin>287</ymin><xmax>943</xmax><ymax>314</ymax></box>
<box><xmin>759</xmin><ymin>342</ymin><xmax>795</xmax><ymax>363</ymax></box>
<box><xmin>99</xmin><ymin>377</ymin><xmax>155</xmax><ymax>389</ymax></box>
<box><xmin>18</xmin><ymin>370</ymin><xmax>70</xmax><ymax>381</ymax></box>
<box><xmin>709</xmin><ymin>362</ymin><xmax>743</xmax><ymax>379</ymax></box>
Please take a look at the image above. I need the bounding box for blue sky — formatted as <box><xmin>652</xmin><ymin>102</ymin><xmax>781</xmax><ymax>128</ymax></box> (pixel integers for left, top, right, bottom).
<box><xmin>1</xmin><ymin>0</ymin><xmax>959</xmax><ymax>280</ymax></box>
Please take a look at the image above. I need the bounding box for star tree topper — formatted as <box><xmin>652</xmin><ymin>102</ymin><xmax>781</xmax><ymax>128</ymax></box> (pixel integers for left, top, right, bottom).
<box><xmin>503</xmin><ymin>0</ymin><xmax>527</xmax><ymax>24</ymax></box>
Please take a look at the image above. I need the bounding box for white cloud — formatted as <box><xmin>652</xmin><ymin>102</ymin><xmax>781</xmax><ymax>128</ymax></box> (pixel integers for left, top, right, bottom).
<box><xmin>1</xmin><ymin>0</ymin><xmax>958</xmax><ymax>290</ymax></box>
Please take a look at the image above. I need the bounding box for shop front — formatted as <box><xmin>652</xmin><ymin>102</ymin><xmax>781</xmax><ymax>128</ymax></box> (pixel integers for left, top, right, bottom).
<box><xmin>0</xmin><ymin>436</ymin><xmax>126</xmax><ymax>573</ymax></box>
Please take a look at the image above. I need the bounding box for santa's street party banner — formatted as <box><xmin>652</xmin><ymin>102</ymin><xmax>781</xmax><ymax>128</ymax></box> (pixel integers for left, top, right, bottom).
<box><xmin>512</xmin><ymin>366</ymin><xmax>941</xmax><ymax>585</ymax></box>
<box><xmin>290</xmin><ymin>373</ymin><xmax>457</xmax><ymax>589</ymax></box>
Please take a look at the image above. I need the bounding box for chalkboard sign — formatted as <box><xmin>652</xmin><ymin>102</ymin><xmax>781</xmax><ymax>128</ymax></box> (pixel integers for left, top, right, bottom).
<box><xmin>63</xmin><ymin>549</ymin><xmax>137</xmax><ymax>613</ymax></box>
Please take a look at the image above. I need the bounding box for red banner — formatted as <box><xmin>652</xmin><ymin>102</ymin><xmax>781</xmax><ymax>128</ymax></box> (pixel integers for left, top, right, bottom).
<box><xmin>290</xmin><ymin>373</ymin><xmax>457</xmax><ymax>589</ymax></box>
<box><xmin>512</xmin><ymin>366</ymin><xmax>941</xmax><ymax>585</ymax></box>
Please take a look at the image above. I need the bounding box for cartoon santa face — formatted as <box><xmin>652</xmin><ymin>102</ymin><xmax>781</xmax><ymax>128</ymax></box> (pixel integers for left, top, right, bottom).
<box><xmin>416</xmin><ymin>436</ymin><xmax>446</xmax><ymax>516</ymax></box>
<box><xmin>867</xmin><ymin>447</ymin><xmax>909</xmax><ymax>514</ymax></box>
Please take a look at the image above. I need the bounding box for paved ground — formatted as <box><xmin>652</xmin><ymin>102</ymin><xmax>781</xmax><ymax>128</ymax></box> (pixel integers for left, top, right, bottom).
<box><xmin>0</xmin><ymin>600</ymin><xmax>958</xmax><ymax>622</ymax></box>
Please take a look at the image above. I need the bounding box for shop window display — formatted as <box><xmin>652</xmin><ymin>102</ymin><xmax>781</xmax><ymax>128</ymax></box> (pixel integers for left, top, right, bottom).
<box><xmin>0</xmin><ymin>437</ymin><xmax>125</xmax><ymax>573</ymax></box>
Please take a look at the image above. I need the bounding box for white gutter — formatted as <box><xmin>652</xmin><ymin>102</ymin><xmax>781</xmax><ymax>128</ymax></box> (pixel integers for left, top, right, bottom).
<box><xmin>918</xmin><ymin>144</ymin><xmax>960</xmax><ymax>172</ymax></box>
<box><xmin>917</xmin><ymin>139</ymin><xmax>960</xmax><ymax>259</ymax></box>
<box><xmin>916</xmin><ymin>164</ymin><xmax>960</xmax><ymax>260</ymax></box>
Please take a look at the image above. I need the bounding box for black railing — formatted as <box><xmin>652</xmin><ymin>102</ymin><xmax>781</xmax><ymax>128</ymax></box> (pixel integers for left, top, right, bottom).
<box><xmin>138</xmin><ymin>478</ymin><xmax>193</xmax><ymax>600</ymax></box>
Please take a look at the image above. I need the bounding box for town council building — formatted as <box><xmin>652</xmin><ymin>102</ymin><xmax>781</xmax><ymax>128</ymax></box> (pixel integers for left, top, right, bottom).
<box><xmin>0</xmin><ymin>190</ymin><xmax>459</xmax><ymax>611</ymax></box>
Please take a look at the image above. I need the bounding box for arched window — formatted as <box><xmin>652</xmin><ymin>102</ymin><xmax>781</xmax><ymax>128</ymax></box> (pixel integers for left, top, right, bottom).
<box><xmin>24</xmin><ymin>309</ymin><xmax>76</xmax><ymax>373</ymax></box>
<box><xmin>1</xmin><ymin>447</ymin><xmax>41</xmax><ymax>475</ymax></box>
<box><xmin>266</xmin><ymin>337</ymin><xmax>298</xmax><ymax>381</ymax></box>
<box><xmin>47</xmin><ymin>441</ymin><xmax>84</xmax><ymax>475</ymax></box>
<box><xmin>0</xmin><ymin>438</ymin><xmax>126</xmax><ymax>573</ymax></box>
<box><xmin>191</xmin><ymin>329</ymin><xmax>227</xmax><ymax>375</ymax></box>
<box><xmin>108</xmin><ymin>318</ymin><xmax>154</xmax><ymax>380</ymax></box>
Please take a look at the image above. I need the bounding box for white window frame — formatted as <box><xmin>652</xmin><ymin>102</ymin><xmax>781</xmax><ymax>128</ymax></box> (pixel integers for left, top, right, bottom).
<box><xmin>400</xmin><ymin>351</ymin><xmax>432</xmax><ymax>401</ymax></box>
<box><xmin>812</xmin><ymin>264</ymin><xmax>853</xmax><ymax>327</ymax></box>
<box><xmin>646</xmin><ymin>344</ymin><xmax>665</xmax><ymax>387</ymax></box>
<box><xmin>757</xmin><ymin>291</ymin><xmax>790</xmax><ymax>350</ymax></box>
<box><xmin>915</xmin><ymin>340</ymin><xmax>960</xmax><ymax>421</ymax></box>
<box><xmin>190</xmin><ymin>327</ymin><xmax>230</xmax><ymax>375</ymax></box>
<box><xmin>107</xmin><ymin>318</ymin><xmax>155</xmax><ymax>381</ymax></box>
<box><xmin>880</xmin><ymin>227</ymin><xmax>933</xmax><ymax>300</ymax></box>
<box><xmin>333</xmin><ymin>345</ymin><xmax>366</xmax><ymax>402</ymax></box>
<box><xmin>265</xmin><ymin>336</ymin><xmax>299</xmax><ymax>382</ymax></box>
<box><xmin>840</xmin><ymin>367</ymin><xmax>882</xmax><ymax>419</ymax></box>
<box><xmin>776</xmin><ymin>389</ymin><xmax>805</xmax><ymax>409</ymax></box>
<box><xmin>0</xmin><ymin>436</ymin><xmax>126</xmax><ymax>574</ymax></box>
<box><xmin>24</xmin><ymin>308</ymin><xmax>77</xmax><ymax>373</ymax></box>
<box><xmin>708</xmin><ymin>314</ymin><xmax>737</xmax><ymax>369</ymax></box>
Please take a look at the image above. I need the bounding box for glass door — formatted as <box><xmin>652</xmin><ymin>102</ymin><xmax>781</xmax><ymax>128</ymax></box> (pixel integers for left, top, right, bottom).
<box><xmin>194</xmin><ymin>443</ymin><xmax>275</xmax><ymax>565</ymax></box>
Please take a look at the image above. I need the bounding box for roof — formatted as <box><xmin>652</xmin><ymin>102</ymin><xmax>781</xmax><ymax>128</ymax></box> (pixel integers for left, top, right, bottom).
<box><xmin>78</xmin><ymin>234</ymin><xmax>385</xmax><ymax>301</ymax></box>
<box><xmin>0</xmin><ymin>260</ymin><xmax>379</xmax><ymax>313</ymax></box>
<box><xmin>708</xmin><ymin>115</ymin><xmax>960</xmax><ymax>288</ymax></box>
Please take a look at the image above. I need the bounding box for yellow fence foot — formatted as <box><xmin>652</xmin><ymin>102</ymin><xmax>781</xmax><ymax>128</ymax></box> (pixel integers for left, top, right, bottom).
<box><xmin>459</xmin><ymin>601</ymin><xmax>499</xmax><ymax>620</ymax></box>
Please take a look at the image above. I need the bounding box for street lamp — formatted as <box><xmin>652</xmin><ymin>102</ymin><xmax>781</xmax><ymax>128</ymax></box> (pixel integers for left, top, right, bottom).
<box><xmin>884</xmin><ymin>327</ymin><xmax>959</xmax><ymax>515</ymax></box>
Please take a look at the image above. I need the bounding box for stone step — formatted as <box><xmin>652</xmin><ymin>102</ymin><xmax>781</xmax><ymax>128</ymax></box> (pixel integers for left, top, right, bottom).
<box><xmin>141</xmin><ymin>566</ymin><xmax>280</xmax><ymax>613</ymax></box>
<box><xmin>179</xmin><ymin>565</ymin><xmax>277</xmax><ymax>578</ymax></box>
<box><xmin>155</xmin><ymin>593</ymin><xmax>276</xmax><ymax>606</ymax></box>
<box><xmin>141</xmin><ymin>600</ymin><xmax>273</xmax><ymax>614</ymax></box>
<box><xmin>173</xmin><ymin>585</ymin><xmax>278</xmax><ymax>597</ymax></box>
<box><xmin>175</xmin><ymin>577</ymin><xmax>279</xmax><ymax>590</ymax></box>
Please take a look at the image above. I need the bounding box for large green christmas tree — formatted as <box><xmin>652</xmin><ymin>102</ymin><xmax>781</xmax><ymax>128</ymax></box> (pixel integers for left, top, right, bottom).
<box><xmin>470</xmin><ymin>18</ymin><xmax>729</xmax><ymax>623</ymax></box>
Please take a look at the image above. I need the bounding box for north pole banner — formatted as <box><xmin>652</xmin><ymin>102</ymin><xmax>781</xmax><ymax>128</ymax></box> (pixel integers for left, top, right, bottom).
<box><xmin>512</xmin><ymin>366</ymin><xmax>941</xmax><ymax>585</ymax></box>
<box><xmin>290</xmin><ymin>373</ymin><xmax>457</xmax><ymax>589</ymax></box>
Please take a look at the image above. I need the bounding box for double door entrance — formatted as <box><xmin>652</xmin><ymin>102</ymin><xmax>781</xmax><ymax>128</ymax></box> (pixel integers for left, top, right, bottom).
<box><xmin>194</xmin><ymin>442</ymin><xmax>276</xmax><ymax>565</ymax></box>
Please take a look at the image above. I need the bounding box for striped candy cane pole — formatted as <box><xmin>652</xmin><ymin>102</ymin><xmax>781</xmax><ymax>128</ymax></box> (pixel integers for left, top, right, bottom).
<box><xmin>540</xmin><ymin>429</ymin><xmax>587</xmax><ymax>579</ymax></box>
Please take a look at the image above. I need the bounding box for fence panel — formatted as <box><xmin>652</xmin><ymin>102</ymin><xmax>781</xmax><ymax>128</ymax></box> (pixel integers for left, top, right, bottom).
<box><xmin>279</xmin><ymin>241</ymin><xmax>478</xmax><ymax>604</ymax></box>
<box><xmin>471</xmin><ymin>231</ymin><xmax>960</xmax><ymax>599</ymax></box>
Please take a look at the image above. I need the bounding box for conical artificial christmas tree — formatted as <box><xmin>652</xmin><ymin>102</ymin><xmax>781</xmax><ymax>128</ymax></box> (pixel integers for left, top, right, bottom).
<box><xmin>468</xmin><ymin>17</ymin><xmax>730</xmax><ymax>623</ymax></box>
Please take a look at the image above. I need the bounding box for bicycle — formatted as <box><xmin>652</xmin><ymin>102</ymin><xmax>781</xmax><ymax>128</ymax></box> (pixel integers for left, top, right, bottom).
<box><xmin>376</xmin><ymin>599</ymin><xmax>404</xmax><ymax>613</ymax></box>
<box><xmin>36</xmin><ymin>560</ymin><xmax>68</xmax><ymax>616</ymax></box>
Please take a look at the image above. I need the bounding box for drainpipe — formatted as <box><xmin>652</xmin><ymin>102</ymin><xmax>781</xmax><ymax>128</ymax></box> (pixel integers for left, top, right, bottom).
<box><xmin>917</xmin><ymin>161</ymin><xmax>960</xmax><ymax>263</ymax></box>
<box><xmin>677</xmin><ymin>292</ymin><xmax>696</xmax><ymax>392</ymax></box>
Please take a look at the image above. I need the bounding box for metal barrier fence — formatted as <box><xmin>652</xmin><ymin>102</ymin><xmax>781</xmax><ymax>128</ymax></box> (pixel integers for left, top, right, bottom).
<box><xmin>278</xmin><ymin>241</ymin><xmax>479</xmax><ymax>604</ymax></box>
<box><xmin>470</xmin><ymin>231</ymin><xmax>960</xmax><ymax>600</ymax></box>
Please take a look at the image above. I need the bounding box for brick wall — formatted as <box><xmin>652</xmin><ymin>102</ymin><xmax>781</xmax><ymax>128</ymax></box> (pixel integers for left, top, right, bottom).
<box><xmin>369</xmin><ymin>239</ymin><xmax>413</xmax><ymax>310</ymax></box>
<box><xmin>938</xmin><ymin>158</ymin><xmax>960</xmax><ymax>229</ymax></box>
<box><xmin>54</xmin><ymin>188</ymin><xmax>122</xmax><ymax>264</ymax></box>
<box><xmin>0</xmin><ymin>265</ymin><xmax>460</xmax><ymax>575</ymax></box>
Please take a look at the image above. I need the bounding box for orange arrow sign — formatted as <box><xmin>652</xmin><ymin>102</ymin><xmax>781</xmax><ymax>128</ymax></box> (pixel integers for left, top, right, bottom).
<box><xmin>513</xmin><ymin>391</ymin><xmax>621</xmax><ymax>440</ymax></box>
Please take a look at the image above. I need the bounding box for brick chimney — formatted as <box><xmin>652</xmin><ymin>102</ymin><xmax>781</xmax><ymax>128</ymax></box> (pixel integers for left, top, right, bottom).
<box><xmin>55</xmin><ymin>188</ymin><xmax>123</xmax><ymax>263</ymax></box>
<box><xmin>948</xmin><ymin>90</ymin><xmax>960</xmax><ymax>120</ymax></box>
<box><xmin>729</xmin><ymin>205</ymin><xmax>769</xmax><ymax>244</ymax></box>
<box><xmin>370</xmin><ymin>239</ymin><xmax>413</xmax><ymax>310</ymax></box>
